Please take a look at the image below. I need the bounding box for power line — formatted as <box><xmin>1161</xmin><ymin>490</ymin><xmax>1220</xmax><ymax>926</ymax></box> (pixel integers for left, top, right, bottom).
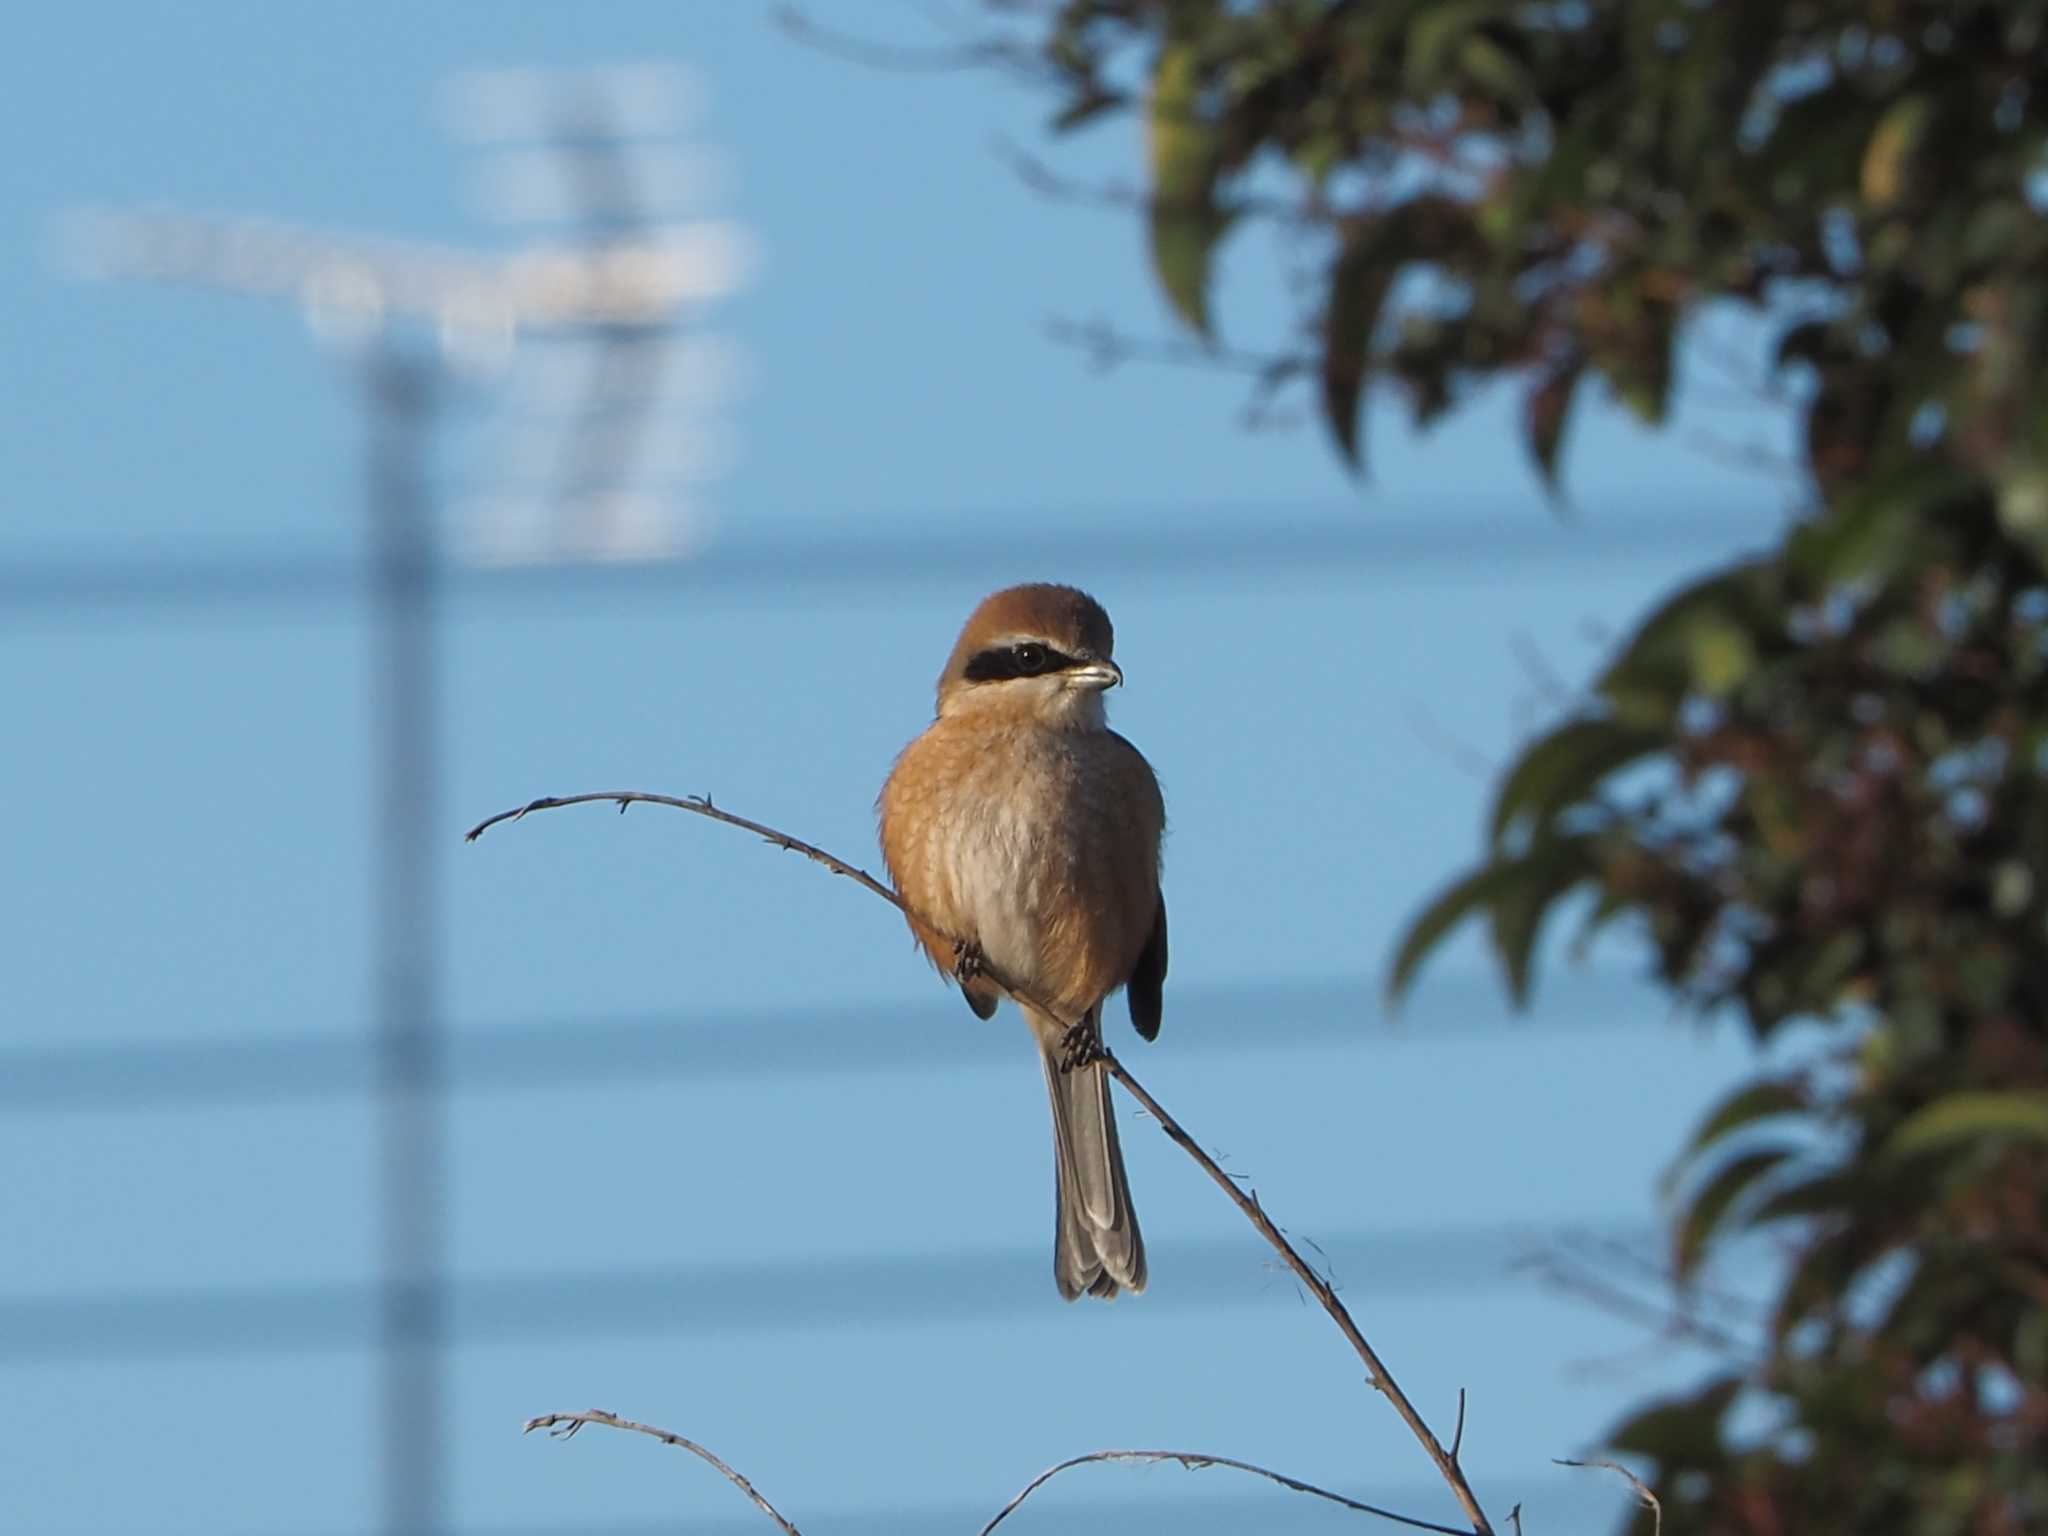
<box><xmin>0</xmin><ymin>1218</ymin><xmax>1646</xmax><ymax>1362</ymax></box>
<box><xmin>0</xmin><ymin>505</ymin><xmax>1776</xmax><ymax>620</ymax></box>
<box><xmin>3</xmin><ymin>971</ymin><xmax>1667</xmax><ymax>1113</ymax></box>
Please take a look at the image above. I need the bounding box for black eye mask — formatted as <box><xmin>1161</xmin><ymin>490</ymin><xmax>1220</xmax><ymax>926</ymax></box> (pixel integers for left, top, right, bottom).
<box><xmin>962</xmin><ymin>641</ymin><xmax>1087</xmax><ymax>683</ymax></box>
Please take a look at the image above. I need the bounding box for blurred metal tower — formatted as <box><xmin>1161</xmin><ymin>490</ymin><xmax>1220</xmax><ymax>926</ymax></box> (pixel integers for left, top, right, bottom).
<box><xmin>57</xmin><ymin>62</ymin><xmax>751</xmax><ymax>1536</ymax></box>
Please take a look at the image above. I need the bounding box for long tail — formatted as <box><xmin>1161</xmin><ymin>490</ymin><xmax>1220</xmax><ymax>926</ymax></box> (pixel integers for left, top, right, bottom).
<box><xmin>1033</xmin><ymin>1006</ymin><xmax>1146</xmax><ymax>1300</ymax></box>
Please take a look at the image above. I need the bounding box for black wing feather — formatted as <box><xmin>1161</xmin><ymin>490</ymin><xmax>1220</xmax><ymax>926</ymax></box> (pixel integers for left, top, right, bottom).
<box><xmin>1127</xmin><ymin>892</ymin><xmax>1167</xmax><ymax>1041</ymax></box>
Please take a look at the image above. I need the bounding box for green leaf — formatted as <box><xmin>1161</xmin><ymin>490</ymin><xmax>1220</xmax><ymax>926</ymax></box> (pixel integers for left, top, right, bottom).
<box><xmin>1749</xmin><ymin>1167</ymin><xmax>1856</xmax><ymax>1223</ymax></box>
<box><xmin>1886</xmin><ymin>1092</ymin><xmax>2048</xmax><ymax>1160</ymax></box>
<box><xmin>1321</xmin><ymin>219</ymin><xmax>1398</xmax><ymax>471</ymax></box>
<box><xmin>1671</xmin><ymin>1078</ymin><xmax>1809</xmax><ymax>1175</ymax></box>
<box><xmin>1687</xmin><ymin>616</ymin><xmax>1756</xmax><ymax>698</ymax></box>
<box><xmin>1490</xmin><ymin>715</ymin><xmax>1663</xmax><ymax>850</ymax></box>
<box><xmin>1051</xmin><ymin>87</ymin><xmax>1126</xmax><ymax>133</ymax></box>
<box><xmin>1773</xmin><ymin>318</ymin><xmax>1834</xmax><ymax>371</ymax></box>
<box><xmin>1405</xmin><ymin>0</ymin><xmax>1504</xmax><ymax>90</ymax></box>
<box><xmin>1607</xmin><ymin>1375</ymin><xmax>1741</xmax><ymax>1465</ymax></box>
<box><xmin>1675</xmin><ymin>1144</ymin><xmax>1799</xmax><ymax>1278</ymax></box>
<box><xmin>1860</xmin><ymin>94</ymin><xmax>1933</xmax><ymax>209</ymax></box>
<box><xmin>1488</xmin><ymin>833</ymin><xmax>1597</xmax><ymax>1006</ymax></box>
<box><xmin>1612</xmin><ymin>322</ymin><xmax>1674</xmax><ymax>427</ymax></box>
<box><xmin>1568</xmin><ymin>884</ymin><xmax>1636</xmax><ymax>961</ymax></box>
<box><xmin>1320</xmin><ymin>197</ymin><xmax>1485</xmax><ymax>470</ymax></box>
<box><xmin>1385</xmin><ymin>859</ymin><xmax>1519</xmax><ymax>1007</ymax></box>
<box><xmin>1524</xmin><ymin>354</ymin><xmax>1584</xmax><ymax>493</ymax></box>
<box><xmin>1787</xmin><ymin>460</ymin><xmax>1965</xmax><ymax>587</ymax></box>
<box><xmin>1595</xmin><ymin>558</ymin><xmax>1779</xmax><ymax>726</ymax></box>
<box><xmin>1773</xmin><ymin>1224</ymin><xmax>1875</xmax><ymax>1340</ymax></box>
<box><xmin>1147</xmin><ymin>40</ymin><xmax>1228</xmax><ymax>337</ymax></box>
<box><xmin>1458</xmin><ymin>33</ymin><xmax>1528</xmax><ymax>103</ymax></box>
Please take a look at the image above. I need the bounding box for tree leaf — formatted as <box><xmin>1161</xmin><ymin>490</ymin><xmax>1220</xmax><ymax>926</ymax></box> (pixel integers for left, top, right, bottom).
<box><xmin>1595</xmin><ymin>558</ymin><xmax>1779</xmax><ymax>726</ymax></box>
<box><xmin>1669</xmin><ymin>1078</ymin><xmax>1810</xmax><ymax>1184</ymax></box>
<box><xmin>1490</xmin><ymin>715</ymin><xmax>1663</xmax><ymax>850</ymax></box>
<box><xmin>1052</xmin><ymin>87</ymin><xmax>1126</xmax><ymax>133</ymax></box>
<box><xmin>1860</xmin><ymin>94</ymin><xmax>1933</xmax><ymax>209</ymax></box>
<box><xmin>1607</xmin><ymin>1375</ymin><xmax>1741</xmax><ymax>1465</ymax></box>
<box><xmin>1321</xmin><ymin>197</ymin><xmax>1485</xmax><ymax>470</ymax></box>
<box><xmin>1487</xmin><ymin>832</ymin><xmax>1597</xmax><ymax>1006</ymax></box>
<box><xmin>1886</xmin><ymin>1092</ymin><xmax>2048</xmax><ymax>1160</ymax></box>
<box><xmin>1384</xmin><ymin>858</ymin><xmax>1519</xmax><ymax>1008</ymax></box>
<box><xmin>1787</xmin><ymin>459</ymin><xmax>1963</xmax><ymax>587</ymax></box>
<box><xmin>1525</xmin><ymin>353</ymin><xmax>1584</xmax><ymax>494</ymax></box>
<box><xmin>1675</xmin><ymin>1144</ymin><xmax>1800</xmax><ymax>1279</ymax></box>
<box><xmin>1611</xmin><ymin>314</ymin><xmax>1675</xmax><ymax>427</ymax></box>
<box><xmin>1749</xmin><ymin>1167</ymin><xmax>1857</xmax><ymax>1224</ymax></box>
<box><xmin>1320</xmin><ymin>218</ymin><xmax>1398</xmax><ymax>471</ymax></box>
<box><xmin>1405</xmin><ymin>0</ymin><xmax>1505</xmax><ymax>91</ymax></box>
<box><xmin>1147</xmin><ymin>40</ymin><xmax>1227</xmax><ymax>337</ymax></box>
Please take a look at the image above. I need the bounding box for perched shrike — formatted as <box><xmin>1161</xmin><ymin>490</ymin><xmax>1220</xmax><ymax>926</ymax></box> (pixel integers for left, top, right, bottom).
<box><xmin>878</xmin><ymin>584</ymin><xmax>1166</xmax><ymax>1300</ymax></box>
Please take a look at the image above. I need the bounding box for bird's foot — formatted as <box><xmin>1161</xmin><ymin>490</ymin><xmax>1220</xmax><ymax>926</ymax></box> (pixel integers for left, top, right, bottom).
<box><xmin>1058</xmin><ymin>1017</ymin><xmax>1106</xmax><ymax>1072</ymax></box>
<box><xmin>952</xmin><ymin>938</ymin><xmax>987</xmax><ymax>986</ymax></box>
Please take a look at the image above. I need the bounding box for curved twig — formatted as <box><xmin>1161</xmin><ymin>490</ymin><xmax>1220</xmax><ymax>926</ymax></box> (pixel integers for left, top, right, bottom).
<box><xmin>465</xmin><ymin>791</ymin><xmax>899</xmax><ymax>907</ymax></box>
<box><xmin>472</xmin><ymin>790</ymin><xmax>1495</xmax><ymax>1536</ymax></box>
<box><xmin>1556</xmin><ymin>1458</ymin><xmax>1661</xmax><ymax>1536</ymax></box>
<box><xmin>524</xmin><ymin>1410</ymin><xmax>801</xmax><ymax>1536</ymax></box>
<box><xmin>980</xmin><ymin>1449</ymin><xmax>1471</xmax><ymax>1536</ymax></box>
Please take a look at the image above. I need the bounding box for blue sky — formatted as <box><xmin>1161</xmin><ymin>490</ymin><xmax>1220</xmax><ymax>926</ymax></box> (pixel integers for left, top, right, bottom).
<box><xmin>4</xmin><ymin>6</ymin><xmax>1800</xmax><ymax>1535</ymax></box>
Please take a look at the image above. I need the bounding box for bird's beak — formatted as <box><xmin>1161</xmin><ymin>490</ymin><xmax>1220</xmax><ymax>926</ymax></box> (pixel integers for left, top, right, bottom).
<box><xmin>1065</xmin><ymin>659</ymin><xmax>1124</xmax><ymax>691</ymax></box>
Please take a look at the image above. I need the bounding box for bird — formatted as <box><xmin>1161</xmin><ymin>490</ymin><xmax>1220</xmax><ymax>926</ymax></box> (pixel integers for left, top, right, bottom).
<box><xmin>878</xmin><ymin>583</ymin><xmax>1166</xmax><ymax>1300</ymax></box>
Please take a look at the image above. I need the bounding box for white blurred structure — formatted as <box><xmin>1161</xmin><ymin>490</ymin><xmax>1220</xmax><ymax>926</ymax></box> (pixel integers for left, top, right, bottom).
<box><xmin>57</xmin><ymin>59</ymin><xmax>756</xmax><ymax>566</ymax></box>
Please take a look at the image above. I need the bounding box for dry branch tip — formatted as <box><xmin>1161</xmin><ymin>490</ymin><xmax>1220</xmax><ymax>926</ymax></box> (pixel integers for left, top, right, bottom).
<box><xmin>1556</xmin><ymin>1458</ymin><xmax>1661</xmax><ymax>1536</ymax></box>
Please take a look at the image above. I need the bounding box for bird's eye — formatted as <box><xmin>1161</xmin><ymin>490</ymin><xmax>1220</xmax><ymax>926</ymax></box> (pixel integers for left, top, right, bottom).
<box><xmin>1013</xmin><ymin>643</ymin><xmax>1049</xmax><ymax>674</ymax></box>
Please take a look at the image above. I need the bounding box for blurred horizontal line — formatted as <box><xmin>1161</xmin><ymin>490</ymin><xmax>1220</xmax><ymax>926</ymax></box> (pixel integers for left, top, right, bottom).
<box><xmin>0</xmin><ymin>509</ymin><xmax>1767</xmax><ymax>617</ymax></box>
<box><xmin>0</xmin><ymin>1218</ymin><xmax>1644</xmax><ymax>1361</ymax></box>
<box><xmin>5</xmin><ymin>971</ymin><xmax>1663</xmax><ymax>1112</ymax></box>
<box><xmin>462</xmin><ymin>1473</ymin><xmax>1630</xmax><ymax>1536</ymax></box>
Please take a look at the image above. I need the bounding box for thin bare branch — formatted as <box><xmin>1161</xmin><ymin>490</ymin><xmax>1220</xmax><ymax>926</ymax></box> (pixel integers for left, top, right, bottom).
<box><xmin>1683</xmin><ymin>427</ymin><xmax>1805</xmax><ymax>485</ymax></box>
<box><xmin>1097</xmin><ymin>1060</ymin><xmax>1491</xmax><ymax>1533</ymax></box>
<box><xmin>996</xmin><ymin>137</ymin><xmax>1317</xmax><ymax>227</ymax></box>
<box><xmin>1404</xmin><ymin>701</ymin><xmax>1496</xmax><ymax>784</ymax></box>
<box><xmin>980</xmin><ymin>1449</ymin><xmax>1472</xmax><ymax>1536</ymax></box>
<box><xmin>1047</xmin><ymin>316</ymin><xmax>1311</xmax><ymax>382</ymax></box>
<box><xmin>772</xmin><ymin>4</ymin><xmax>1036</xmax><ymax>76</ymax></box>
<box><xmin>524</xmin><ymin>1410</ymin><xmax>801</xmax><ymax>1536</ymax></box>
<box><xmin>1517</xmin><ymin>1241</ymin><xmax>1762</xmax><ymax>1366</ymax></box>
<box><xmin>465</xmin><ymin>791</ymin><xmax>899</xmax><ymax>907</ymax></box>
<box><xmin>1451</xmin><ymin>1388</ymin><xmax>1468</xmax><ymax>1464</ymax></box>
<box><xmin>1507</xmin><ymin>629</ymin><xmax>1581</xmax><ymax>716</ymax></box>
<box><xmin>471</xmin><ymin>789</ymin><xmax>1496</xmax><ymax>1536</ymax></box>
<box><xmin>1556</xmin><ymin>1458</ymin><xmax>1662</xmax><ymax>1536</ymax></box>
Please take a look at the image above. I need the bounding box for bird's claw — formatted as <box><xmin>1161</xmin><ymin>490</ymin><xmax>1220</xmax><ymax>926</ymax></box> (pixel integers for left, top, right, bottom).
<box><xmin>1058</xmin><ymin>1018</ymin><xmax>1106</xmax><ymax>1072</ymax></box>
<box><xmin>952</xmin><ymin>938</ymin><xmax>987</xmax><ymax>985</ymax></box>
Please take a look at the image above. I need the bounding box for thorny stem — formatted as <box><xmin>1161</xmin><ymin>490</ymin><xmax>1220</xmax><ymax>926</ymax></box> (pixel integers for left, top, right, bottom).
<box><xmin>470</xmin><ymin>789</ymin><xmax>1496</xmax><ymax>1536</ymax></box>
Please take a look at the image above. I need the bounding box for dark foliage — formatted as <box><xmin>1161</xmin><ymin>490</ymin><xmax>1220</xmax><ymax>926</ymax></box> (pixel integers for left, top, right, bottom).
<box><xmin>1018</xmin><ymin>3</ymin><xmax>2048</xmax><ymax>1532</ymax></box>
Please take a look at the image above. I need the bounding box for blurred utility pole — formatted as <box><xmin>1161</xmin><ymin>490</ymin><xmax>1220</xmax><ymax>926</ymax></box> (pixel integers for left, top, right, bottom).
<box><xmin>56</xmin><ymin>62</ymin><xmax>751</xmax><ymax>1536</ymax></box>
<box><xmin>367</xmin><ymin>343</ymin><xmax>447</xmax><ymax>1535</ymax></box>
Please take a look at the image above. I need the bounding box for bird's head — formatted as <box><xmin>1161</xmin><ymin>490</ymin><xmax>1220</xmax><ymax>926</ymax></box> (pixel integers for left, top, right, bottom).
<box><xmin>935</xmin><ymin>583</ymin><xmax>1123</xmax><ymax>727</ymax></box>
